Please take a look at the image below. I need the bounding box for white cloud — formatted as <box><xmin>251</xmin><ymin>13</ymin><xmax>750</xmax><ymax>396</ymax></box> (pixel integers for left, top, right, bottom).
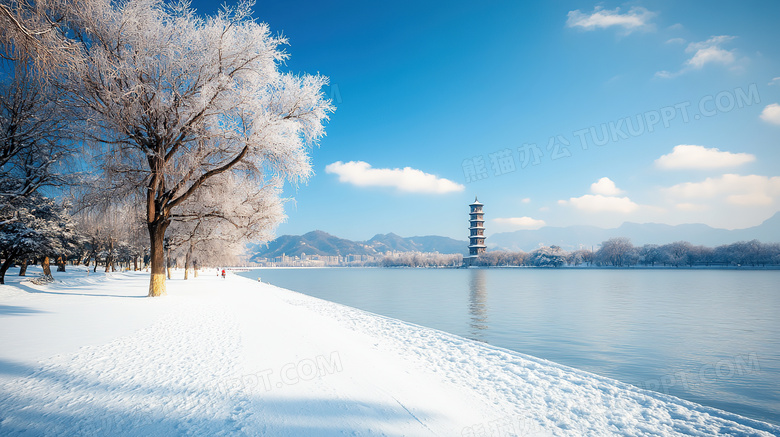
<box><xmin>590</xmin><ymin>177</ymin><xmax>624</xmax><ymax>195</ymax></box>
<box><xmin>760</xmin><ymin>103</ymin><xmax>780</xmax><ymax>125</ymax></box>
<box><xmin>768</xmin><ymin>77</ymin><xmax>780</xmax><ymax>86</ymax></box>
<box><xmin>656</xmin><ymin>35</ymin><xmax>737</xmax><ymax>78</ymax></box>
<box><xmin>521</xmin><ymin>198</ymin><xmax>531</xmax><ymax>204</ymax></box>
<box><xmin>558</xmin><ymin>178</ymin><xmax>637</xmax><ymax>214</ymax></box>
<box><xmin>559</xmin><ymin>194</ymin><xmax>639</xmax><ymax>214</ymax></box>
<box><xmin>685</xmin><ymin>35</ymin><xmax>736</xmax><ymax>69</ymax></box>
<box><xmin>664</xmin><ymin>174</ymin><xmax>780</xmax><ymax>206</ymax></box>
<box><xmin>666</xmin><ymin>37</ymin><xmax>686</xmax><ymax>45</ymax></box>
<box><xmin>727</xmin><ymin>193</ymin><xmax>773</xmax><ymax>206</ymax></box>
<box><xmin>566</xmin><ymin>6</ymin><xmax>655</xmax><ymax>33</ymax></box>
<box><xmin>325</xmin><ymin>161</ymin><xmax>464</xmax><ymax>194</ymax></box>
<box><xmin>493</xmin><ymin>217</ymin><xmax>546</xmax><ymax>230</ymax></box>
<box><xmin>654</xmin><ymin>174</ymin><xmax>780</xmax><ymax>229</ymax></box>
<box><xmin>655</xmin><ymin>145</ymin><xmax>755</xmax><ymax>169</ymax></box>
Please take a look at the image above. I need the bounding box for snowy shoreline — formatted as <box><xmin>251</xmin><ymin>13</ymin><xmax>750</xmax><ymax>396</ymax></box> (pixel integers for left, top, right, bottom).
<box><xmin>1</xmin><ymin>268</ymin><xmax>778</xmax><ymax>436</ymax></box>
<box><xmin>249</xmin><ymin>265</ymin><xmax>780</xmax><ymax>270</ymax></box>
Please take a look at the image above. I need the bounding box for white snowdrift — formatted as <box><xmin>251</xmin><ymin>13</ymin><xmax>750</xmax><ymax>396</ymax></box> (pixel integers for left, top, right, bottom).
<box><xmin>0</xmin><ymin>267</ymin><xmax>778</xmax><ymax>436</ymax></box>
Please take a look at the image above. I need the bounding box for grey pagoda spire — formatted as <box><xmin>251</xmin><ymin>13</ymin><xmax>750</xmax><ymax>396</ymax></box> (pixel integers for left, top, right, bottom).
<box><xmin>467</xmin><ymin>197</ymin><xmax>486</xmax><ymax>260</ymax></box>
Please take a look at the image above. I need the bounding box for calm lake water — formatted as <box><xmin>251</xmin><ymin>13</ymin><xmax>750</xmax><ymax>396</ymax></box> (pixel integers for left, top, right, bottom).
<box><xmin>237</xmin><ymin>267</ymin><xmax>780</xmax><ymax>426</ymax></box>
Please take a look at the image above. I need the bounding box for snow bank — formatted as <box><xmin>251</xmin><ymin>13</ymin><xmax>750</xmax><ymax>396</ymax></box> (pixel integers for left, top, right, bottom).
<box><xmin>0</xmin><ymin>268</ymin><xmax>778</xmax><ymax>436</ymax></box>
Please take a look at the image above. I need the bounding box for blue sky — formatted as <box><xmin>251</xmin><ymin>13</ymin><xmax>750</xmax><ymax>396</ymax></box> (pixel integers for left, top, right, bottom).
<box><xmin>193</xmin><ymin>0</ymin><xmax>780</xmax><ymax>242</ymax></box>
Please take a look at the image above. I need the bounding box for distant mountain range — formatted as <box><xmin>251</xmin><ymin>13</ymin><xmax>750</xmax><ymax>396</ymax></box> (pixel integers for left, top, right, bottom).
<box><xmin>249</xmin><ymin>213</ymin><xmax>780</xmax><ymax>259</ymax></box>
<box><xmin>489</xmin><ymin>212</ymin><xmax>780</xmax><ymax>252</ymax></box>
<box><xmin>249</xmin><ymin>231</ymin><xmax>468</xmax><ymax>260</ymax></box>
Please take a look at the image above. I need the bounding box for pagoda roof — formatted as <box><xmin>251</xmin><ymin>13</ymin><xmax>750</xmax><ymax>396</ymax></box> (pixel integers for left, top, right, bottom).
<box><xmin>469</xmin><ymin>196</ymin><xmax>483</xmax><ymax>206</ymax></box>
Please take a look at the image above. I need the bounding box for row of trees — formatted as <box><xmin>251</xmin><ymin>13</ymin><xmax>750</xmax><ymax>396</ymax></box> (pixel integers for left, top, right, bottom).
<box><xmin>593</xmin><ymin>237</ymin><xmax>780</xmax><ymax>268</ymax></box>
<box><xmin>471</xmin><ymin>238</ymin><xmax>780</xmax><ymax>268</ymax></box>
<box><xmin>306</xmin><ymin>238</ymin><xmax>779</xmax><ymax>269</ymax></box>
<box><xmin>0</xmin><ymin>194</ymin><xmax>277</xmax><ymax>284</ymax></box>
<box><xmin>0</xmin><ymin>0</ymin><xmax>333</xmax><ymax>292</ymax></box>
<box><xmin>472</xmin><ymin>246</ymin><xmax>570</xmax><ymax>268</ymax></box>
<box><xmin>379</xmin><ymin>252</ymin><xmax>463</xmax><ymax>268</ymax></box>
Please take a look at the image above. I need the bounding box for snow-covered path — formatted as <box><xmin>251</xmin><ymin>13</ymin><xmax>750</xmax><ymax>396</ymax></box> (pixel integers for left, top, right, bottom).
<box><xmin>0</xmin><ymin>269</ymin><xmax>778</xmax><ymax>436</ymax></box>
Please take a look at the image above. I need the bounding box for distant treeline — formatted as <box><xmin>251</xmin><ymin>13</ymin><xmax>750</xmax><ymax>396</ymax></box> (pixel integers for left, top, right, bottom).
<box><xmin>358</xmin><ymin>238</ymin><xmax>780</xmax><ymax>268</ymax></box>
<box><xmin>377</xmin><ymin>252</ymin><xmax>463</xmax><ymax>268</ymax></box>
<box><xmin>472</xmin><ymin>238</ymin><xmax>780</xmax><ymax>268</ymax></box>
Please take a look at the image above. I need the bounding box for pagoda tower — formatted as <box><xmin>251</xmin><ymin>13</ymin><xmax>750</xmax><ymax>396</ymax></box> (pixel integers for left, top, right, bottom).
<box><xmin>467</xmin><ymin>197</ymin><xmax>486</xmax><ymax>264</ymax></box>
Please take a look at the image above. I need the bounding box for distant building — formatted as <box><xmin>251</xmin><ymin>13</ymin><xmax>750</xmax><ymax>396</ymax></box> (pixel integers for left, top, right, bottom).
<box><xmin>466</xmin><ymin>197</ymin><xmax>486</xmax><ymax>265</ymax></box>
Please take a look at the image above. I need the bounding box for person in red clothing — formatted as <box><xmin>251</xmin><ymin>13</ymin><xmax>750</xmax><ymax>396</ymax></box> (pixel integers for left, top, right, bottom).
<box><xmin>221</xmin><ymin>269</ymin><xmax>226</xmax><ymax>279</ymax></box>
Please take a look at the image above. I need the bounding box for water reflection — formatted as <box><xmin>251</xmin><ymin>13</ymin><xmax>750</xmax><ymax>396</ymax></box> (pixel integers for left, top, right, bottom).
<box><xmin>468</xmin><ymin>269</ymin><xmax>489</xmax><ymax>342</ymax></box>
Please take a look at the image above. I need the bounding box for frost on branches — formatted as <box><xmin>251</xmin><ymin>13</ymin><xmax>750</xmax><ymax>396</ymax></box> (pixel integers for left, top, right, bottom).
<box><xmin>0</xmin><ymin>54</ymin><xmax>79</xmax><ymax>284</ymax></box>
<box><xmin>168</xmin><ymin>173</ymin><xmax>285</xmax><ymax>279</ymax></box>
<box><xmin>49</xmin><ymin>0</ymin><xmax>333</xmax><ymax>296</ymax></box>
<box><xmin>0</xmin><ymin>59</ymin><xmax>74</xmax><ymax>208</ymax></box>
<box><xmin>0</xmin><ymin>0</ymin><xmax>84</xmax><ymax>73</ymax></box>
<box><xmin>74</xmin><ymin>203</ymin><xmax>148</xmax><ymax>273</ymax></box>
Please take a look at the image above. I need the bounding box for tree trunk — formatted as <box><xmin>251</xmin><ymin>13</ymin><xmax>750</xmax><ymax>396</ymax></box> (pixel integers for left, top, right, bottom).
<box><xmin>133</xmin><ymin>255</ymin><xmax>139</xmax><ymax>271</ymax></box>
<box><xmin>0</xmin><ymin>254</ymin><xmax>15</xmax><ymax>284</ymax></box>
<box><xmin>148</xmin><ymin>220</ymin><xmax>169</xmax><ymax>297</ymax></box>
<box><xmin>19</xmin><ymin>259</ymin><xmax>28</xmax><ymax>276</ymax></box>
<box><xmin>184</xmin><ymin>243</ymin><xmax>193</xmax><ymax>280</ymax></box>
<box><xmin>42</xmin><ymin>256</ymin><xmax>52</xmax><ymax>276</ymax></box>
<box><xmin>165</xmin><ymin>245</ymin><xmax>172</xmax><ymax>279</ymax></box>
<box><xmin>193</xmin><ymin>259</ymin><xmax>198</xmax><ymax>278</ymax></box>
<box><xmin>56</xmin><ymin>255</ymin><xmax>66</xmax><ymax>272</ymax></box>
<box><xmin>105</xmin><ymin>239</ymin><xmax>114</xmax><ymax>273</ymax></box>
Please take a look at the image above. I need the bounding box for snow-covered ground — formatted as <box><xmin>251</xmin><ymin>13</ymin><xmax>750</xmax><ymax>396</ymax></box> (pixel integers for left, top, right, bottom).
<box><xmin>0</xmin><ymin>267</ymin><xmax>778</xmax><ymax>436</ymax></box>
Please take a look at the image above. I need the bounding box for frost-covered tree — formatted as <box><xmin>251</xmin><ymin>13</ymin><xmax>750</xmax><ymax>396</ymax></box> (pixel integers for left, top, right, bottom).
<box><xmin>567</xmin><ymin>248</ymin><xmax>593</xmax><ymax>266</ymax></box>
<box><xmin>473</xmin><ymin>251</ymin><xmax>529</xmax><ymax>267</ymax></box>
<box><xmin>0</xmin><ymin>192</ymin><xmax>81</xmax><ymax>283</ymax></box>
<box><xmin>1</xmin><ymin>59</ymin><xmax>75</xmax><ymax>225</ymax></box>
<box><xmin>74</xmin><ymin>201</ymin><xmax>146</xmax><ymax>272</ymax></box>
<box><xmin>380</xmin><ymin>252</ymin><xmax>463</xmax><ymax>268</ymax></box>
<box><xmin>712</xmin><ymin>240</ymin><xmax>769</xmax><ymax>267</ymax></box>
<box><xmin>638</xmin><ymin>244</ymin><xmax>662</xmax><ymax>266</ymax></box>
<box><xmin>529</xmin><ymin>245</ymin><xmax>567</xmax><ymax>267</ymax></box>
<box><xmin>0</xmin><ymin>58</ymin><xmax>78</xmax><ymax>279</ymax></box>
<box><xmin>168</xmin><ymin>172</ymin><xmax>284</xmax><ymax>279</ymax></box>
<box><xmin>75</xmin><ymin>211</ymin><xmax>108</xmax><ymax>271</ymax></box>
<box><xmin>50</xmin><ymin>0</ymin><xmax>332</xmax><ymax>296</ymax></box>
<box><xmin>660</xmin><ymin>241</ymin><xmax>693</xmax><ymax>267</ymax></box>
<box><xmin>595</xmin><ymin>237</ymin><xmax>635</xmax><ymax>267</ymax></box>
<box><xmin>0</xmin><ymin>0</ymin><xmax>83</xmax><ymax>73</ymax></box>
